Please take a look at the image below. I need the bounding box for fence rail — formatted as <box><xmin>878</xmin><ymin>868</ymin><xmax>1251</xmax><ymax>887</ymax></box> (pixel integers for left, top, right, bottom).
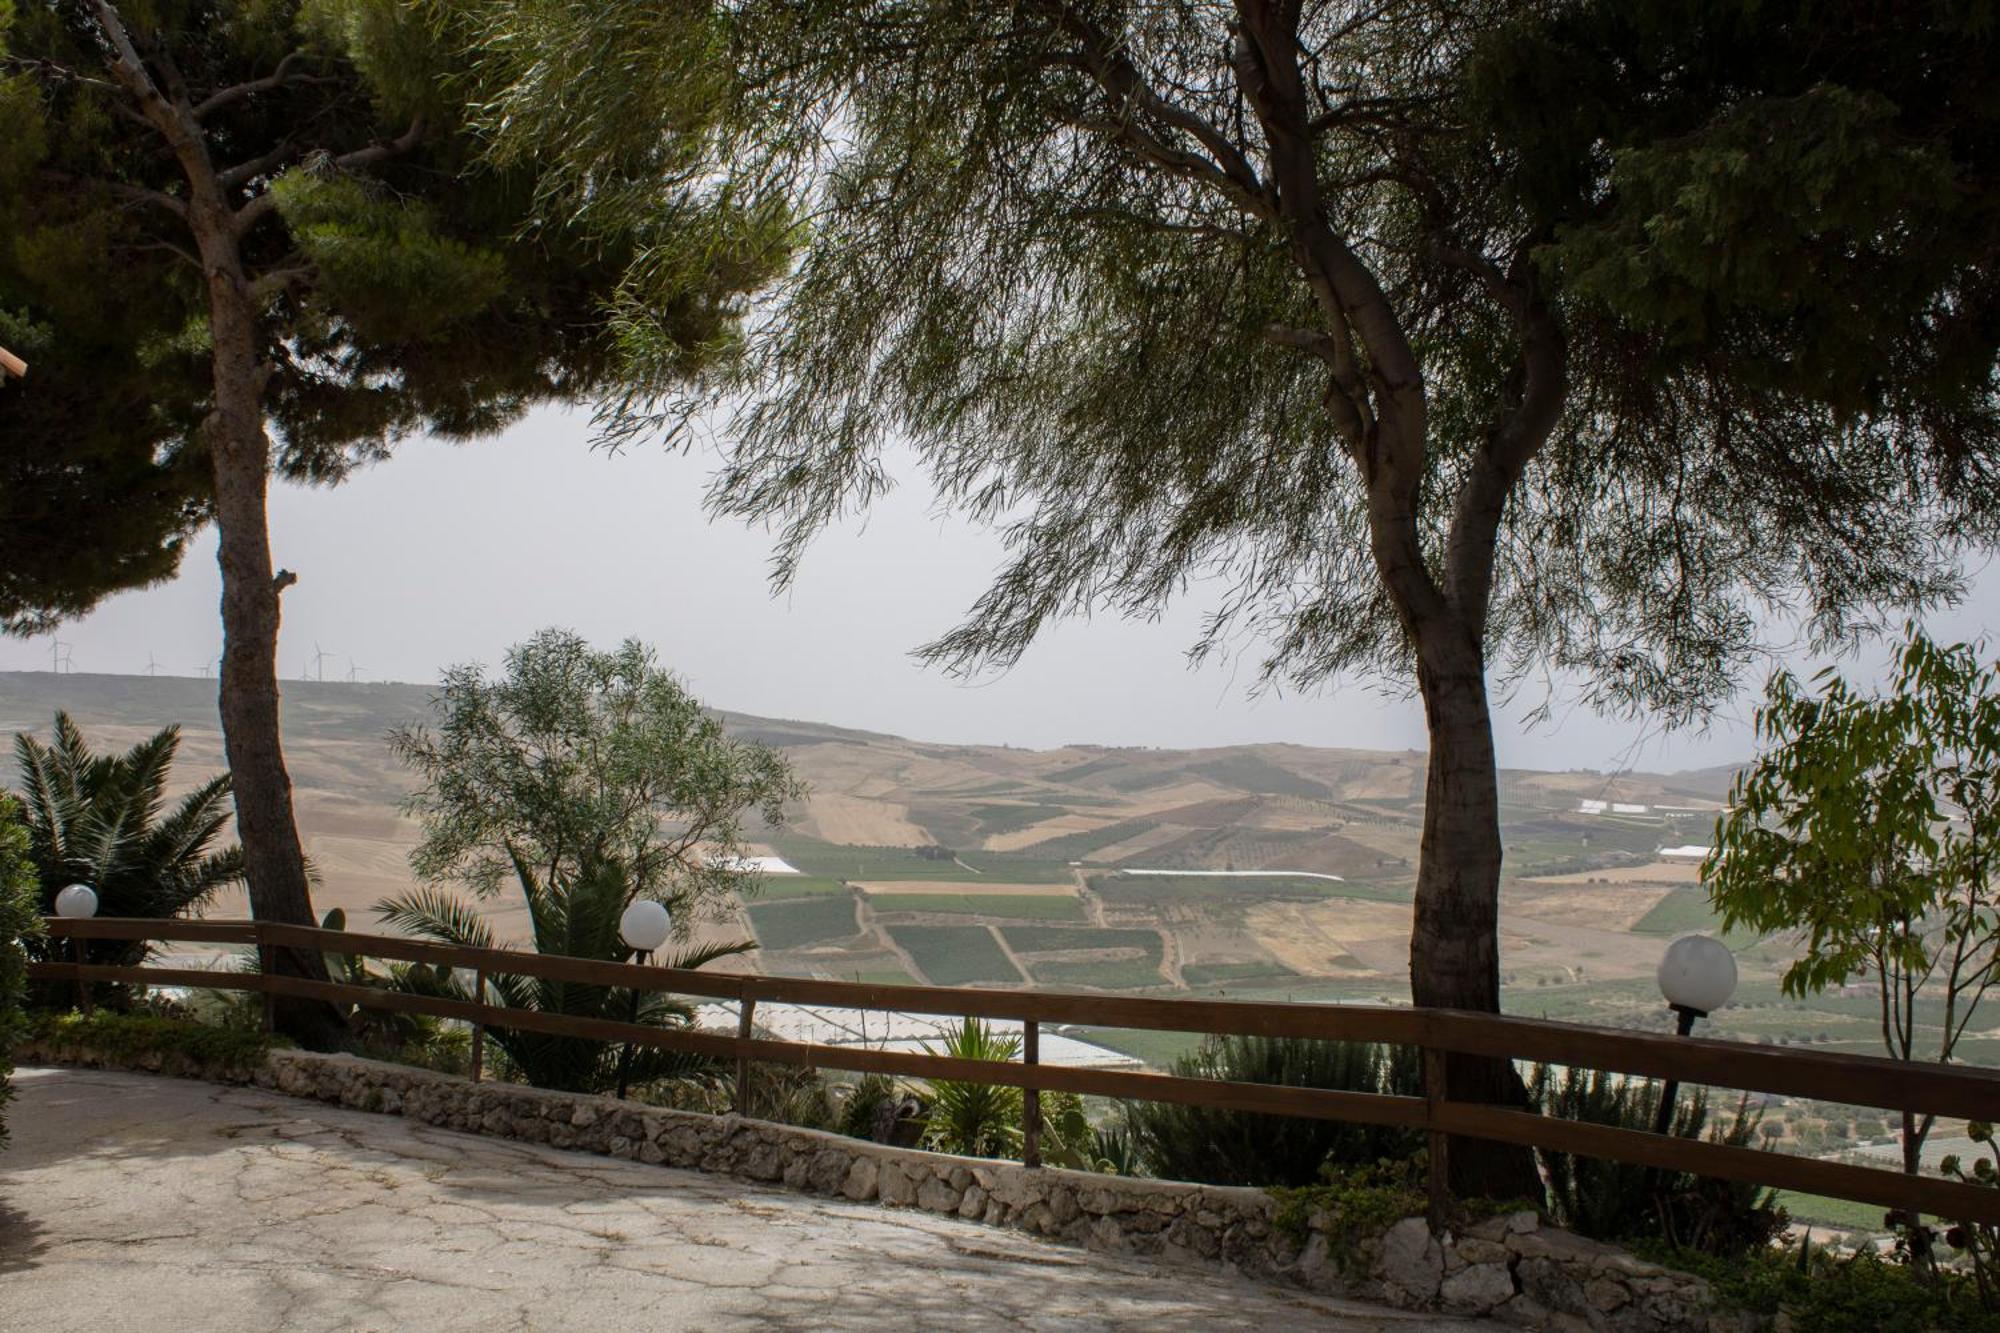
<box><xmin>28</xmin><ymin>916</ymin><xmax>2000</xmax><ymax>1227</ymax></box>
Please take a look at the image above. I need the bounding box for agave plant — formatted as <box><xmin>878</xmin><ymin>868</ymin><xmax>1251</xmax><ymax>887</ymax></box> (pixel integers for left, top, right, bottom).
<box><xmin>375</xmin><ymin>851</ymin><xmax>750</xmax><ymax>1095</ymax></box>
<box><xmin>13</xmin><ymin>712</ymin><xmax>244</xmax><ymax>970</ymax></box>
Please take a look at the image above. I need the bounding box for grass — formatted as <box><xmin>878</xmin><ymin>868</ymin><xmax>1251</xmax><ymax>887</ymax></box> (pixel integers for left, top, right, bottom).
<box><xmin>1015</xmin><ymin>818</ymin><xmax>1161</xmax><ymax>861</ymax></box>
<box><xmin>1772</xmin><ymin>1191</ymin><xmax>1889</xmax><ymax>1231</ymax></box>
<box><xmin>1062</xmin><ymin>1025</ymin><xmax>1204</xmax><ymax>1069</ymax></box>
<box><xmin>968</xmin><ymin>802</ymin><xmax>1073</xmax><ymax>838</ymax></box>
<box><xmin>747</xmin><ymin>895</ymin><xmax>860</xmax><ymax>950</ymax></box>
<box><xmin>1000</xmin><ymin>925</ymin><xmax>1162</xmax><ymax>955</ymax></box>
<box><xmin>869</xmin><ymin>892</ymin><xmax>1086</xmax><ymax>921</ymax></box>
<box><xmin>889</xmin><ymin>925</ymin><xmax>1023</xmax><ymax>986</ymax></box>
<box><xmin>951</xmin><ymin>851</ymin><xmax>1075</xmax><ymax>883</ymax></box>
<box><xmin>1090</xmin><ymin>872</ymin><xmax>1405</xmax><ymax>904</ymax></box>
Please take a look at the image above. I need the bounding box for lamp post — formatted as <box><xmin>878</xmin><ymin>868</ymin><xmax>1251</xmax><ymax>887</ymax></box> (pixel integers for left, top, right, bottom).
<box><xmin>54</xmin><ymin>883</ymin><xmax>98</xmax><ymax>1012</ymax></box>
<box><xmin>615</xmin><ymin>900</ymin><xmax>671</xmax><ymax>1100</ymax></box>
<box><xmin>1652</xmin><ymin>934</ymin><xmax>1738</xmax><ymax>1135</ymax></box>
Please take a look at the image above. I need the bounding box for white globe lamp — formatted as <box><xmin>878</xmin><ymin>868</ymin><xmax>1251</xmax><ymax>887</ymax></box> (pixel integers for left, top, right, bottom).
<box><xmin>54</xmin><ymin>883</ymin><xmax>99</xmax><ymax>919</ymax></box>
<box><xmin>619</xmin><ymin>900</ymin><xmax>671</xmax><ymax>955</ymax></box>
<box><xmin>1657</xmin><ymin>934</ymin><xmax>1738</xmax><ymax>1026</ymax></box>
<box><xmin>1651</xmin><ymin>934</ymin><xmax>1736</xmax><ymax>1136</ymax></box>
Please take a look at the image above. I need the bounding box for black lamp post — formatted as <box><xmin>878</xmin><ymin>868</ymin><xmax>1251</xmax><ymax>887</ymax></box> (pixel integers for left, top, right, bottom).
<box><xmin>1651</xmin><ymin>934</ymin><xmax>1738</xmax><ymax>1136</ymax></box>
<box><xmin>615</xmin><ymin>900</ymin><xmax>671</xmax><ymax>1100</ymax></box>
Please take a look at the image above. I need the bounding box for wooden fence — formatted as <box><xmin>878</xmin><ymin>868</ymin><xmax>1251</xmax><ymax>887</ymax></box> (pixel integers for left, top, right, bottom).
<box><xmin>28</xmin><ymin>916</ymin><xmax>2000</xmax><ymax>1227</ymax></box>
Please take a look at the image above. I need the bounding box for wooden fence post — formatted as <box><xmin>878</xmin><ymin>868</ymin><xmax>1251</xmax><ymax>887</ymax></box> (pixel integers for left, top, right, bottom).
<box><xmin>258</xmin><ymin>939</ymin><xmax>275</xmax><ymax>1034</ymax></box>
<box><xmin>735</xmin><ymin>998</ymin><xmax>757</xmax><ymax>1114</ymax></box>
<box><xmin>1022</xmin><ymin>1020</ymin><xmax>1042</xmax><ymax>1169</ymax></box>
<box><xmin>72</xmin><ymin>933</ymin><xmax>93</xmax><ymax>1015</ymax></box>
<box><xmin>1424</xmin><ymin>1046</ymin><xmax>1449</xmax><ymax>1226</ymax></box>
<box><xmin>470</xmin><ymin>966</ymin><xmax>486</xmax><ymax>1083</ymax></box>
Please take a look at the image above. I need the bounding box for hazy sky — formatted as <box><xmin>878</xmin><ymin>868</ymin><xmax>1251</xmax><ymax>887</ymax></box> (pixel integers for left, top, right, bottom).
<box><xmin>6</xmin><ymin>406</ymin><xmax>1996</xmax><ymax>773</ymax></box>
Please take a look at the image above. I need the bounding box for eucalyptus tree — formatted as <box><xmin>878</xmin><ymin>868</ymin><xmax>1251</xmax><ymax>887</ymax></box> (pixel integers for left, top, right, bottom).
<box><xmin>0</xmin><ymin>1</ymin><xmax>781</xmax><ymax>1041</ymax></box>
<box><xmin>469</xmin><ymin>0</ymin><xmax>2000</xmax><ymax>1192</ymax></box>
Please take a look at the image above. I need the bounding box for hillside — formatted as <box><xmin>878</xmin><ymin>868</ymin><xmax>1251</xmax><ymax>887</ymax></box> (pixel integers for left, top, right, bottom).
<box><xmin>9</xmin><ymin>668</ymin><xmax>1949</xmax><ymax>1079</ymax></box>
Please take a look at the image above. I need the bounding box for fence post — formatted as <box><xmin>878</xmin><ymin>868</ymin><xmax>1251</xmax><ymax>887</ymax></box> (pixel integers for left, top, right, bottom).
<box><xmin>735</xmin><ymin>997</ymin><xmax>757</xmax><ymax>1114</ymax></box>
<box><xmin>71</xmin><ymin>932</ymin><xmax>93</xmax><ymax>1015</ymax></box>
<box><xmin>1424</xmin><ymin>1046</ymin><xmax>1449</xmax><ymax>1226</ymax></box>
<box><xmin>258</xmin><ymin>937</ymin><xmax>274</xmax><ymax>1034</ymax></box>
<box><xmin>1022</xmin><ymin>1020</ymin><xmax>1042</xmax><ymax>1169</ymax></box>
<box><xmin>470</xmin><ymin>966</ymin><xmax>486</xmax><ymax>1083</ymax></box>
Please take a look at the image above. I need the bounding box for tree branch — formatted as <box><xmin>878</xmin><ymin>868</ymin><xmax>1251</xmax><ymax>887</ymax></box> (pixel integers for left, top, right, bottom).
<box><xmin>193</xmin><ymin>50</ymin><xmax>312</xmax><ymax>121</ymax></box>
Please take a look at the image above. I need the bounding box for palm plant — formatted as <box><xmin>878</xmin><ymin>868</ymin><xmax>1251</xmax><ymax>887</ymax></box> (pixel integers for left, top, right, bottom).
<box><xmin>13</xmin><ymin>712</ymin><xmax>244</xmax><ymax>972</ymax></box>
<box><xmin>375</xmin><ymin>851</ymin><xmax>750</xmax><ymax>1095</ymax></box>
<box><xmin>919</xmin><ymin>1017</ymin><xmax>1025</xmax><ymax>1158</ymax></box>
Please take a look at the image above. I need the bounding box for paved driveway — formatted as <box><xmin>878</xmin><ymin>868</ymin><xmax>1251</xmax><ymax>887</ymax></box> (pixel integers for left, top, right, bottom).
<box><xmin>0</xmin><ymin>1067</ymin><xmax>1472</xmax><ymax>1332</ymax></box>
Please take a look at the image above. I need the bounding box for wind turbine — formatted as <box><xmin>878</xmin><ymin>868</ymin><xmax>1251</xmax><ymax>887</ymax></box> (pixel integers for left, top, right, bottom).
<box><xmin>144</xmin><ymin>652</ymin><xmax>164</xmax><ymax>677</ymax></box>
<box><xmin>48</xmin><ymin>637</ymin><xmax>68</xmax><ymax>674</ymax></box>
<box><xmin>310</xmin><ymin>642</ymin><xmax>335</xmax><ymax>682</ymax></box>
<box><xmin>345</xmin><ymin>659</ymin><xmax>364</xmax><ymax>684</ymax></box>
<box><xmin>57</xmin><ymin>645</ymin><xmax>75</xmax><ymax>675</ymax></box>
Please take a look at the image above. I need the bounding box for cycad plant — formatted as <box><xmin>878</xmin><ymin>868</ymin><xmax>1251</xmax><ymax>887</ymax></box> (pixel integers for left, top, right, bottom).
<box><xmin>375</xmin><ymin>852</ymin><xmax>749</xmax><ymax>1095</ymax></box>
<box><xmin>13</xmin><ymin>712</ymin><xmax>244</xmax><ymax>972</ymax></box>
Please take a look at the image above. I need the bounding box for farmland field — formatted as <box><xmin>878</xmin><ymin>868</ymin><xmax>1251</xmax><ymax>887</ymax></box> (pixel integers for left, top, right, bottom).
<box><xmin>744</xmin><ymin>874</ymin><xmax>849</xmax><ymax>901</ymax></box>
<box><xmin>867</xmin><ymin>892</ymin><xmax>1086</xmax><ymax>921</ymax></box>
<box><xmin>747</xmin><ymin>895</ymin><xmax>860</xmax><ymax>950</ymax></box>
<box><xmin>1026</xmin><ymin>958</ymin><xmax>1168</xmax><ymax>989</ymax></box>
<box><xmin>888</xmin><ymin>925</ymin><xmax>1024</xmax><ymax>985</ymax></box>
<box><xmin>1180</xmin><ymin>961</ymin><xmax>1297</xmax><ymax>986</ymax></box>
<box><xmin>1001</xmin><ymin>926</ymin><xmax>1161</xmax><ymax>954</ymax></box>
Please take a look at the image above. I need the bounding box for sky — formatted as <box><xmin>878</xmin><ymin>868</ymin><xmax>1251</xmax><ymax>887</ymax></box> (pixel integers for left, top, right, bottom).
<box><xmin>5</xmin><ymin>405</ymin><xmax>1996</xmax><ymax>774</ymax></box>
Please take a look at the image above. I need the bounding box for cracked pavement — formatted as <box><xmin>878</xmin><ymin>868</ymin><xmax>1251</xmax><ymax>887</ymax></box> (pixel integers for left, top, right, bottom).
<box><xmin>0</xmin><ymin>1067</ymin><xmax>1473</xmax><ymax>1331</ymax></box>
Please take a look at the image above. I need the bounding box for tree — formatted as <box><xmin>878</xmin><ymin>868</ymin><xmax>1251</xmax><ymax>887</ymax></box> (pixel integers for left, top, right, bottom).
<box><xmin>0</xmin><ymin>1</ymin><xmax>783</xmax><ymax>1044</ymax></box>
<box><xmin>465</xmin><ymin>0</ymin><xmax>2000</xmax><ymax>1194</ymax></box>
<box><xmin>12</xmin><ymin>713</ymin><xmax>245</xmax><ymax>977</ymax></box>
<box><xmin>389</xmin><ymin>629</ymin><xmax>804</xmax><ymax>909</ymax></box>
<box><xmin>378</xmin><ymin>629</ymin><xmax>802</xmax><ymax>1092</ymax></box>
<box><xmin>1708</xmin><ymin>630</ymin><xmax>2000</xmax><ymax>1183</ymax></box>
<box><xmin>0</xmin><ymin>796</ymin><xmax>41</xmax><ymax>1152</ymax></box>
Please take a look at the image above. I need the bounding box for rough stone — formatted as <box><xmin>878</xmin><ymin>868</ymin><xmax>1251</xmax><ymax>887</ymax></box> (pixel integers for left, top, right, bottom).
<box><xmin>843</xmin><ymin>1156</ymin><xmax>880</xmax><ymax>1202</ymax></box>
<box><xmin>1375</xmin><ymin>1216</ymin><xmax>1444</xmax><ymax>1304</ymax></box>
<box><xmin>1440</xmin><ymin>1262</ymin><xmax>1517</xmax><ymax>1315</ymax></box>
<box><xmin>916</xmin><ymin>1176</ymin><xmax>960</xmax><ymax>1214</ymax></box>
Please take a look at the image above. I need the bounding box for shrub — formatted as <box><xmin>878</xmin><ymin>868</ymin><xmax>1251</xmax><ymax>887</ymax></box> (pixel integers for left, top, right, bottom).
<box><xmin>920</xmin><ymin>1017</ymin><xmax>1024</xmax><ymax>1157</ymax></box>
<box><xmin>1660</xmin><ymin>1239</ymin><xmax>2000</xmax><ymax>1333</ymax></box>
<box><xmin>1532</xmin><ymin>1064</ymin><xmax>1786</xmax><ymax>1259</ymax></box>
<box><xmin>23</xmin><ymin>1009</ymin><xmax>275</xmax><ymax>1078</ymax></box>
<box><xmin>0</xmin><ymin>796</ymin><xmax>40</xmax><ymax>1150</ymax></box>
<box><xmin>1120</xmin><ymin>1036</ymin><xmax>1424</xmax><ymax>1187</ymax></box>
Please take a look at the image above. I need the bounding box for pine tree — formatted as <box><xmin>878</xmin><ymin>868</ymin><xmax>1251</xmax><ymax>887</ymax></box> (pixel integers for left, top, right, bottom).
<box><xmin>0</xmin><ymin>0</ymin><xmax>783</xmax><ymax>1044</ymax></box>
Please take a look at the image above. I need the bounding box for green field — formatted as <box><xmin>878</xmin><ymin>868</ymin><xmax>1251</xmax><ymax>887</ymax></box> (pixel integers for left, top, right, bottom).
<box><xmin>1000</xmin><ymin>925</ymin><xmax>1161</xmax><ymax>954</ymax></box>
<box><xmin>1180</xmin><ymin>961</ymin><xmax>1299</xmax><ymax>986</ymax></box>
<box><xmin>747</xmin><ymin>895</ymin><xmax>860</xmax><ymax>950</ymax></box>
<box><xmin>1027</xmin><ymin>958</ymin><xmax>1167</xmax><ymax>989</ymax></box>
<box><xmin>890</xmin><ymin>925</ymin><xmax>1024</xmax><ymax>985</ymax></box>
<box><xmin>770</xmin><ymin>837</ymin><xmax>1073</xmax><ymax>884</ymax></box>
<box><xmin>950</xmin><ymin>851</ymin><xmax>1075</xmax><ymax>882</ymax></box>
<box><xmin>1188</xmin><ymin>754</ymin><xmax>1334</xmax><ymax>800</ymax></box>
<box><xmin>1773</xmin><ymin>1190</ymin><xmax>1887</xmax><ymax>1231</ymax></box>
<box><xmin>870</xmin><ymin>892</ymin><xmax>1086</xmax><ymax>921</ymax></box>
<box><xmin>1064</xmin><ymin>1025</ymin><xmax>1205</xmax><ymax>1068</ymax></box>
<box><xmin>1016</xmin><ymin>818</ymin><xmax>1162</xmax><ymax>861</ymax></box>
<box><xmin>1090</xmin><ymin>872</ymin><xmax>1404</xmax><ymax>904</ymax></box>
<box><xmin>745</xmin><ymin>875</ymin><xmax>850</xmax><ymax>901</ymax></box>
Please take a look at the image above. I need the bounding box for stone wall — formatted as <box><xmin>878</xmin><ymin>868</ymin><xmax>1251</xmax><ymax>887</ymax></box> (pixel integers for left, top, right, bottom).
<box><xmin>27</xmin><ymin>1041</ymin><xmax>1745</xmax><ymax>1331</ymax></box>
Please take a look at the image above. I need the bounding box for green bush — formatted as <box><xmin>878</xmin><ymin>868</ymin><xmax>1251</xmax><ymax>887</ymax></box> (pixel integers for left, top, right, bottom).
<box><xmin>1532</xmin><ymin>1064</ymin><xmax>1786</xmax><ymax>1259</ymax></box>
<box><xmin>920</xmin><ymin>1017</ymin><xmax>1024</xmax><ymax>1157</ymax></box>
<box><xmin>0</xmin><ymin>796</ymin><xmax>41</xmax><ymax>1150</ymax></box>
<box><xmin>23</xmin><ymin>1009</ymin><xmax>276</xmax><ymax>1077</ymax></box>
<box><xmin>1120</xmin><ymin>1036</ymin><xmax>1424</xmax><ymax>1187</ymax></box>
<box><xmin>1658</xmin><ymin>1240</ymin><xmax>2000</xmax><ymax>1332</ymax></box>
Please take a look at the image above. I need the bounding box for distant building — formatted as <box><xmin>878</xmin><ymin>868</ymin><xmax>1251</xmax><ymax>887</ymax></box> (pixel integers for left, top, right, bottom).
<box><xmin>1658</xmin><ymin>845</ymin><xmax>1713</xmax><ymax>863</ymax></box>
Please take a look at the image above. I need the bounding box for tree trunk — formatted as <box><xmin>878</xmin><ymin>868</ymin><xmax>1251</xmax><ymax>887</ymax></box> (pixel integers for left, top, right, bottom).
<box><xmin>196</xmin><ymin>214</ymin><xmax>348</xmax><ymax>1051</ymax></box>
<box><xmin>1410</xmin><ymin>627</ymin><xmax>1546</xmax><ymax>1201</ymax></box>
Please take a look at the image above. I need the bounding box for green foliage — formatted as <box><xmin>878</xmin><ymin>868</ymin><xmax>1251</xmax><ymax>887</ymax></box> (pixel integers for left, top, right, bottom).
<box><xmin>918</xmin><ymin>1017</ymin><xmax>1024</xmax><ymax>1159</ymax></box>
<box><xmin>1270</xmin><ymin>1160</ymin><xmax>1430</xmax><ymax>1275</ymax></box>
<box><xmin>392</xmin><ymin>629</ymin><xmax>803</xmax><ymax>918</ymax></box>
<box><xmin>24</xmin><ymin>1009</ymin><xmax>277</xmax><ymax>1078</ymax></box>
<box><xmin>1940</xmin><ymin>1122</ymin><xmax>2000</xmax><ymax>1310</ymax></box>
<box><xmin>1531</xmin><ymin>1064</ymin><xmax>1786</xmax><ymax>1260</ymax></box>
<box><xmin>1656</xmin><ymin>1240</ymin><xmax>2000</xmax><ymax>1333</ymax></box>
<box><xmin>1708</xmin><ymin>629</ymin><xmax>2000</xmax><ymax>1170</ymax></box>
<box><xmin>11</xmin><ymin>712</ymin><xmax>244</xmax><ymax>972</ymax></box>
<box><xmin>0</xmin><ymin>796</ymin><xmax>40</xmax><ymax>1150</ymax></box>
<box><xmin>0</xmin><ymin>0</ymin><xmax>783</xmax><ymax>631</ymax></box>
<box><xmin>834</xmin><ymin>1071</ymin><xmax>903</xmax><ymax>1141</ymax></box>
<box><xmin>376</xmin><ymin>856</ymin><xmax>743</xmax><ymax>1096</ymax></box>
<box><xmin>1121</xmin><ymin>1037</ymin><xmax>1424</xmax><ymax>1188</ymax></box>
